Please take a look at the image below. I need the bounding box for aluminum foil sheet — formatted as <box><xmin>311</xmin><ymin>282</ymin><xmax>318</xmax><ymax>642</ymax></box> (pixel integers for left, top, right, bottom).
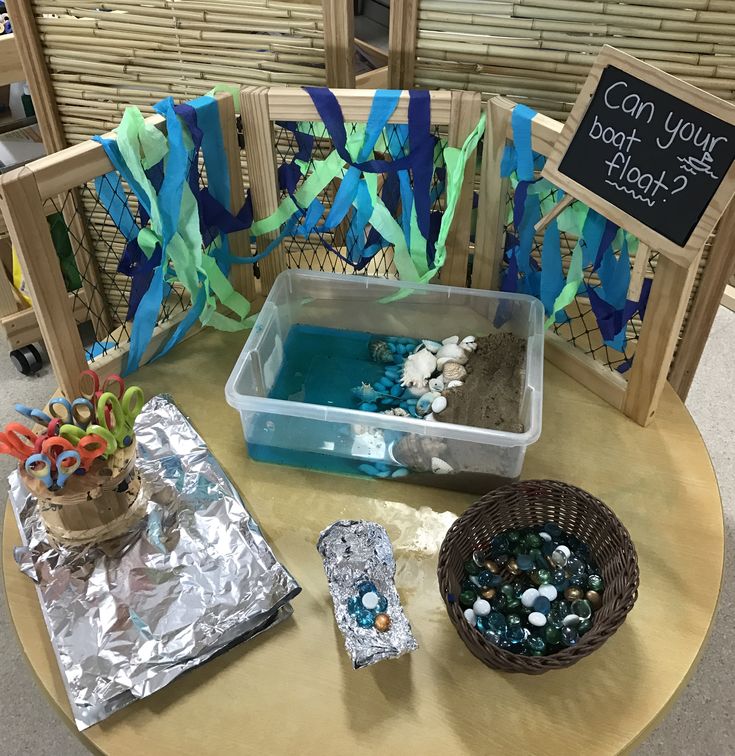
<box><xmin>9</xmin><ymin>394</ymin><xmax>300</xmax><ymax>730</ymax></box>
<box><xmin>317</xmin><ymin>520</ymin><xmax>418</xmax><ymax>668</ymax></box>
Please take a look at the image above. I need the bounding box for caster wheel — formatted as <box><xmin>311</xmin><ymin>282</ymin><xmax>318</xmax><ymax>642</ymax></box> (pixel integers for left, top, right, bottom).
<box><xmin>10</xmin><ymin>344</ymin><xmax>43</xmax><ymax>375</ymax></box>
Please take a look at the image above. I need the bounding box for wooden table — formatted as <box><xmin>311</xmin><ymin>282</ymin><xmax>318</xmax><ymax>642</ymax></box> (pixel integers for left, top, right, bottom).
<box><xmin>3</xmin><ymin>330</ymin><xmax>724</xmax><ymax>755</ymax></box>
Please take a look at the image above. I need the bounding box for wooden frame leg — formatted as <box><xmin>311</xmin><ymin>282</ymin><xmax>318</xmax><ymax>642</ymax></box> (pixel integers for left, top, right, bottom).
<box><xmin>442</xmin><ymin>90</ymin><xmax>482</xmax><ymax>287</ymax></box>
<box><xmin>623</xmin><ymin>254</ymin><xmax>701</xmax><ymax>426</ymax></box>
<box><xmin>388</xmin><ymin>0</ymin><xmax>418</xmax><ymax>89</ymax></box>
<box><xmin>0</xmin><ymin>168</ymin><xmax>86</xmax><ymax>397</ymax></box>
<box><xmin>669</xmin><ymin>199</ymin><xmax>735</xmax><ymax>399</ymax></box>
<box><xmin>240</xmin><ymin>86</ymin><xmax>285</xmax><ymax>296</ymax></box>
<box><xmin>322</xmin><ymin>0</ymin><xmax>356</xmax><ymax>88</ymax></box>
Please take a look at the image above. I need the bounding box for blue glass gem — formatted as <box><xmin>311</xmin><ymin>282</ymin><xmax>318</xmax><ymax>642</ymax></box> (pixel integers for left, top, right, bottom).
<box><xmin>487</xmin><ymin>612</ymin><xmax>507</xmax><ymax>634</ymax></box>
<box><xmin>358</xmin><ymin>581</ymin><xmax>377</xmax><ymax>596</ymax></box>
<box><xmin>356</xmin><ymin>609</ymin><xmax>375</xmax><ymax>628</ymax></box>
<box><xmin>507</xmin><ymin>625</ymin><xmax>526</xmax><ymax>644</ymax></box>
<box><xmin>477</xmin><ymin>570</ymin><xmax>497</xmax><ymax>587</ymax></box>
<box><xmin>390</xmin><ymin>385</ymin><xmax>403</xmax><ymax>397</ymax></box>
<box><xmin>496</xmin><ymin>637</ymin><xmax>514</xmax><ymax>651</ymax></box>
<box><xmin>476</xmin><ymin>615</ymin><xmax>490</xmax><ymax>633</ymax></box>
<box><xmin>525</xmin><ymin>634</ymin><xmax>546</xmax><ymax>654</ymax></box>
<box><xmin>515</xmin><ymin>553</ymin><xmax>534</xmax><ymax>571</ymax></box>
<box><xmin>484</xmin><ymin>630</ymin><xmax>503</xmax><ymax>646</ymax></box>
<box><xmin>489</xmin><ymin>534</ymin><xmax>510</xmax><ymax>556</ymax></box>
<box><xmin>561</xmin><ymin>626</ymin><xmax>579</xmax><ymax>647</ymax></box>
<box><xmin>543</xmin><ymin>522</ymin><xmax>563</xmax><ymax>539</ymax></box>
<box><xmin>376</xmin><ymin>594</ymin><xmax>388</xmax><ymax>612</ymax></box>
<box><xmin>532</xmin><ymin>595</ymin><xmax>552</xmax><ymax>615</ymax></box>
<box><xmin>347</xmin><ymin>596</ymin><xmax>361</xmax><ymax>616</ymax></box>
<box><xmin>506</xmin><ymin>613</ymin><xmax>522</xmax><ymax>628</ymax></box>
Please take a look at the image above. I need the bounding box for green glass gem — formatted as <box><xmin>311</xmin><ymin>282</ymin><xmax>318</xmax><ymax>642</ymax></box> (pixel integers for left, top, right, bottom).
<box><xmin>507</xmin><ymin>530</ymin><xmax>521</xmax><ymax>544</ymax></box>
<box><xmin>459</xmin><ymin>590</ymin><xmax>477</xmax><ymax>608</ymax></box>
<box><xmin>506</xmin><ymin>613</ymin><xmax>522</xmax><ymax>628</ymax></box>
<box><xmin>501</xmin><ymin>583</ymin><xmax>516</xmax><ymax>600</ymax></box>
<box><xmin>537</xmin><ymin>569</ymin><xmax>552</xmax><ymax>585</ymax></box>
<box><xmin>578</xmin><ymin>618</ymin><xmax>592</xmax><ymax>635</ymax></box>
<box><xmin>526</xmin><ymin>533</ymin><xmax>542</xmax><ymax>549</ymax></box>
<box><xmin>525</xmin><ymin>634</ymin><xmax>546</xmax><ymax>654</ymax></box>
<box><xmin>530</xmin><ymin>570</ymin><xmax>543</xmax><ymax>586</ymax></box>
<box><xmin>464</xmin><ymin>559</ymin><xmax>481</xmax><ymax>576</ymax></box>
<box><xmin>587</xmin><ymin>574</ymin><xmax>604</xmax><ymax>592</ymax></box>
<box><xmin>571</xmin><ymin>599</ymin><xmax>592</xmax><ymax>620</ymax></box>
<box><xmin>544</xmin><ymin>626</ymin><xmax>562</xmax><ymax>645</ymax></box>
<box><xmin>505</xmin><ymin>597</ymin><xmax>521</xmax><ymax>611</ymax></box>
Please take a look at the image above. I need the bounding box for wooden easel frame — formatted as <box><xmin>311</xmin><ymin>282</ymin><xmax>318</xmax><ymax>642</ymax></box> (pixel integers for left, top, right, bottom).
<box><xmin>542</xmin><ymin>46</ymin><xmax>735</xmax><ymax>270</ymax></box>
<box><xmin>239</xmin><ymin>85</ymin><xmax>481</xmax><ymax>294</ymax></box>
<box><xmin>474</xmin><ymin>95</ymin><xmax>735</xmax><ymax>426</ymax></box>
<box><xmin>0</xmin><ymin>92</ymin><xmax>248</xmax><ymax>398</ymax></box>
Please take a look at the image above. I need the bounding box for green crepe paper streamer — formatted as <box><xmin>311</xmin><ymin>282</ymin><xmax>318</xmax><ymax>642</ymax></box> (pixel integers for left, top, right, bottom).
<box><xmin>206</xmin><ymin>84</ymin><xmax>241</xmax><ymax>113</ymax></box>
<box><xmin>545</xmin><ymin>241</ymin><xmax>584</xmax><ymax>329</ymax></box>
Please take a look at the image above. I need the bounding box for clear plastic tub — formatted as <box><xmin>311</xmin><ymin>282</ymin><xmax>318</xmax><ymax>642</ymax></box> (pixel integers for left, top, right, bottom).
<box><xmin>225</xmin><ymin>270</ymin><xmax>544</xmax><ymax>493</ymax></box>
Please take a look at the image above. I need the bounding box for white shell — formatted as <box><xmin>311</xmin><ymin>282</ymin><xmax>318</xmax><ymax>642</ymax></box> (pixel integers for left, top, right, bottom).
<box><xmin>446</xmin><ymin>380</ymin><xmax>464</xmax><ymax>389</ymax></box>
<box><xmin>422</xmin><ymin>339</ymin><xmax>442</xmax><ymax>353</ymax></box>
<box><xmin>460</xmin><ymin>342</ymin><xmax>478</xmax><ymax>353</ymax></box>
<box><xmin>431</xmin><ymin>457</ymin><xmax>454</xmax><ymax>474</ymax></box>
<box><xmin>538</xmin><ymin>584</ymin><xmax>558</xmax><ymax>601</ymax></box>
<box><xmin>473</xmin><ymin>598</ymin><xmax>491</xmax><ymax>617</ymax></box>
<box><xmin>442</xmin><ymin>362</ymin><xmax>467</xmax><ymax>382</ymax></box>
<box><xmin>431</xmin><ymin>395</ymin><xmax>448</xmax><ymax>414</ymax></box>
<box><xmin>528</xmin><ymin>612</ymin><xmax>547</xmax><ymax>627</ymax></box>
<box><xmin>416</xmin><ymin>391</ymin><xmax>439</xmax><ymax>416</ymax></box>
<box><xmin>521</xmin><ymin>588</ymin><xmax>540</xmax><ymax>608</ymax></box>
<box><xmin>428</xmin><ymin>376</ymin><xmax>445</xmax><ymax>392</ymax></box>
<box><xmin>437</xmin><ymin>354</ymin><xmax>468</xmax><ymax>370</ymax></box>
<box><xmin>382</xmin><ymin>407</ymin><xmax>409</xmax><ymax>417</ymax></box>
<box><xmin>464</xmin><ymin>608</ymin><xmax>477</xmax><ymax>627</ymax></box>
<box><xmin>361</xmin><ymin>592</ymin><xmax>379</xmax><ymax>610</ymax></box>
<box><xmin>461</xmin><ymin>335</ymin><xmax>476</xmax><ymax>344</ymax></box>
<box><xmin>436</xmin><ymin>343</ymin><xmax>468</xmax><ymax>362</ymax></box>
<box><xmin>400</xmin><ymin>349</ymin><xmax>437</xmax><ymax>388</ymax></box>
<box><xmin>442</xmin><ymin>335</ymin><xmax>460</xmax><ymax>345</ymax></box>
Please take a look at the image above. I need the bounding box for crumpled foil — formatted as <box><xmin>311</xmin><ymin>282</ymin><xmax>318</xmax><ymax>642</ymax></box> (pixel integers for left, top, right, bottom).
<box><xmin>317</xmin><ymin>520</ymin><xmax>418</xmax><ymax>668</ymax></box>
<box><xmin>9</xmin><ymin>394</ymin><xmax>300</xmax><ymax>730</ymax></box>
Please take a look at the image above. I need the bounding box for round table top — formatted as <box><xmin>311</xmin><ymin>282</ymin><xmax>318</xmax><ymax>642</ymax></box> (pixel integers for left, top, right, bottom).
<box><xmin>3</xmin><ymin>330</ymin><xmax>724</xmax><ymax>755</ymax></box>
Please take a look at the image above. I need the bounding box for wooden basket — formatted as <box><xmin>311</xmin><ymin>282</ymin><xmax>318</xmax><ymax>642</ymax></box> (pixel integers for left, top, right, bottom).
<box><xmin>20</xmin><ymin>441</ymin><xmax>146</xmax><ymax>546</ymax></box>
<box><xmin>437</xmin><ymin>479</ymin><xmax>639</xmax><ymax>674</ymax></box>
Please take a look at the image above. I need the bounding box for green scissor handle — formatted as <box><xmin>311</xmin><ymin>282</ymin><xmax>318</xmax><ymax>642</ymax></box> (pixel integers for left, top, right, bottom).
<box><xmin>97</xmin><ymin>391</ymin><xmax>137</xmax><ymax>447</ymax></box>
<box><xmin>60</xmin><ymin>423</ymin><xmax>118</xmax><ymax>458</ymax></box>
<box><xmin>121</xmin><ymin>386</ymin><xmax>144</xmax><ymax>425</ymax></box>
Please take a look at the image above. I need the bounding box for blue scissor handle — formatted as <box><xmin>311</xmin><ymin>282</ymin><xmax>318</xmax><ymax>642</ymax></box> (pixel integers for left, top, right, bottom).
<box><xmin>54</xmin><ymin>450</ymin><xmax>81</xmax><ymax>488</ymax></box>
<box><xmin>25</xmin><ymin>454</ymin><xmax>54</xmax><ymax>489</ymax></box>
<box><xmin>70</xmin><ymin>397</ymin><xmax>95</xmax><ymax>428</ymax></box>
<box><xmin>14</xmin><ymin>403</ymin><xmax>52</xmax><ymax>427</ymax></box>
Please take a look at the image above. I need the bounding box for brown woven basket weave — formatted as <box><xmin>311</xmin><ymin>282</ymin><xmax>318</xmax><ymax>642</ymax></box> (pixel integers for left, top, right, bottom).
<box><xmin>437</xmin><ymin>480</ymin><xmax>639</xmax><ymax>674</ymax></box>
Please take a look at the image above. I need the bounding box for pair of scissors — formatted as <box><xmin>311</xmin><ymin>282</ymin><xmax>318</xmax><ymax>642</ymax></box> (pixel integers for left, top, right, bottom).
<box><xmin>97</xmin><ymin>387</ymin><xmax>144</xmax><ymax>448</ymax></box>
<box><xmin>48</xmin><ymin>396</ymin><xmax>95</xmax><ymax>429</ymax></box>
<box><xmin>0</xmin><ymin>423</ymin><xmax>44</xmax><ymax>462</ymax></box>
<box><xmin>42</xmin><ymin>434</ymin><xmax>106</xmax><ymax>472</ymax></box>
<box><xmin>14</xmin><ymin>403</ymin><xmax>52</xmax><ymax>428</ymax></box>
<box><xmin>80</xmin><ymin>370</ymin><xmax>126</xmax><ymax>402</ymax></box>
<box><xmin>25</xmin><ymin>439</ymin><xmax>81</xmax><ymax>491</ymax></box>
<box><xmin>61</xmin><ymin>423</ymin><xmax>118</xmax><ymax>458</ymax></box>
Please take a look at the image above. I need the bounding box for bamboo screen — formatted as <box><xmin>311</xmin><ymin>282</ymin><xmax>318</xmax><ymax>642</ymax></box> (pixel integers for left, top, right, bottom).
<box><xmin>32</xmin><ymin>0</ymin><xmax>329</xmax><ymax>144</ymax></box>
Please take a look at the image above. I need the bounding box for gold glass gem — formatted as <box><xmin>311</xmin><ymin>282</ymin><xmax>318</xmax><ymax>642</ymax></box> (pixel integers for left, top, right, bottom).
<box><xmin>484</xmin><ymin>560</ymin><xmax>500</xmax><ymax>574</ymax></box>
<box><xmin>374</xmin><ymin>613</ymin><xmax>391</xmax><ymax>632</ymax></box>
<box><xmin>564</xmin><ymin>587</ymin><xmax>584</xmax><ymax>602</ymax></box>
<box><xmin>480</xmin><ymin>588</ymin><xmax>497</xmax><ymax>600</ymax></box>
<box><xmin>507</xmin><ymin>558</ymin><xmax>521</xmax><ymax>575</ymax></box>
<box><xmin>586</xmin><ymin>590</ymin><xmax>602</xmax><ymax>611</ymax></box>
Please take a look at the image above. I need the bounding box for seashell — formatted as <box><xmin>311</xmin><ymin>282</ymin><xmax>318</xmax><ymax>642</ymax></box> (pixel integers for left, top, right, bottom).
<box><xmin>351</xmin><ymin>382</ymin><xmax>388</xmax><ymax>403</ymax></box>
<box><xmin>461</xmin><ymin>335</ymin><xmax>476</xmax><ymax>345</ymax></box>
<box><xmin>431</xmin><ymin>457</ymin><xmax>454</xmax><ymax>475</ymax></box>
<box><xmin>431</xmin><ymin>395</ymin><xmax>448</xmax><ymax>414</ymax></box>
<box><xmin>368</xmin><ymin>338</ymin><xmax>394</xmax><ymax>364</ymax></box>
<box><xmin>460</xmin><ymin>342</ymin><xmax>478</xmax><ymax>353</ymax></box>
<box><xmin>382</xmin><ymin>407</ymin><xmax>410</xmax><ymax>417</ymax></box>
<box><xmin>436</xmin><ymin>344</ymin><xmax>469</xmax><ymax>363</ymax></box>
<box><xmin>422</xmin><ymin>339</ymin><xmax>442</xmax><ymax>353</ymax></box>
<box><xmin>428</xmin><ymin>376</ymin><xmax>445</xmax><ymax>392</ymax></box>
<box><xmin>416</xmin><ymin>391</ymin><xmax>440</xmax><ymax>416</ymax></box>
<box><xmin>400</xmin><ymin>348</ymin><xmax>437</xmax><ymax>388</ymax></box>
<box><xmin>424</xmin><ymin>413</ymin><xmax>435</xmax><ymax>421</ymax></box>
<box><xmin>405</xmin><ymin>384</ymin><xmax>427</xmax><ymax>398</ymax></box>
<box><xmin>392</xmin><ymin>434</ymin><xmax>449</xmax><ymax>473</ymax></box>
<box><xmin>442</xmin><ymin>335</ymin><xmax>460</xmax><ymax>345</ymax></box>
<box><xmin>437</xmin><ymin>355</ymin><xmax>468</xmax><ymax>370</ymax></box>
<box><xmin>446</xmin><ymin>379</ymin><xmax>464</xmax><ymax>389</ymax></box>
<box><xmin>441</xmin><ymin>362</ymin><xmax>468</xmax><ymax>382</ymax></box>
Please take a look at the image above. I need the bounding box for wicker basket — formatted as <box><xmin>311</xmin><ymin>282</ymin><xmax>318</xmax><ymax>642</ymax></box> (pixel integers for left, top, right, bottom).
<box><xmin>437</xmin><ymin>480</ymin><xmax>639</xmax><ymax>674</ymax></box>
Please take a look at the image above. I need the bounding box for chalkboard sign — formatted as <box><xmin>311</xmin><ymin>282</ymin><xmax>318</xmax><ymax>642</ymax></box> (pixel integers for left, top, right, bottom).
<box><xmin>544</xmin><ymin>46</ymin><xmax>735</xmax><ymax>264</ymax></box>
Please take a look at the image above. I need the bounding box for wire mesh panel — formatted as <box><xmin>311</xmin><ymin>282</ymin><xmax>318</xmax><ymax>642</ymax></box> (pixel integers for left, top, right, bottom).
<box><xmin>267</xmin><ymin>119</ymin><xmax>454</xmax><ymax>280</ymax></box>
